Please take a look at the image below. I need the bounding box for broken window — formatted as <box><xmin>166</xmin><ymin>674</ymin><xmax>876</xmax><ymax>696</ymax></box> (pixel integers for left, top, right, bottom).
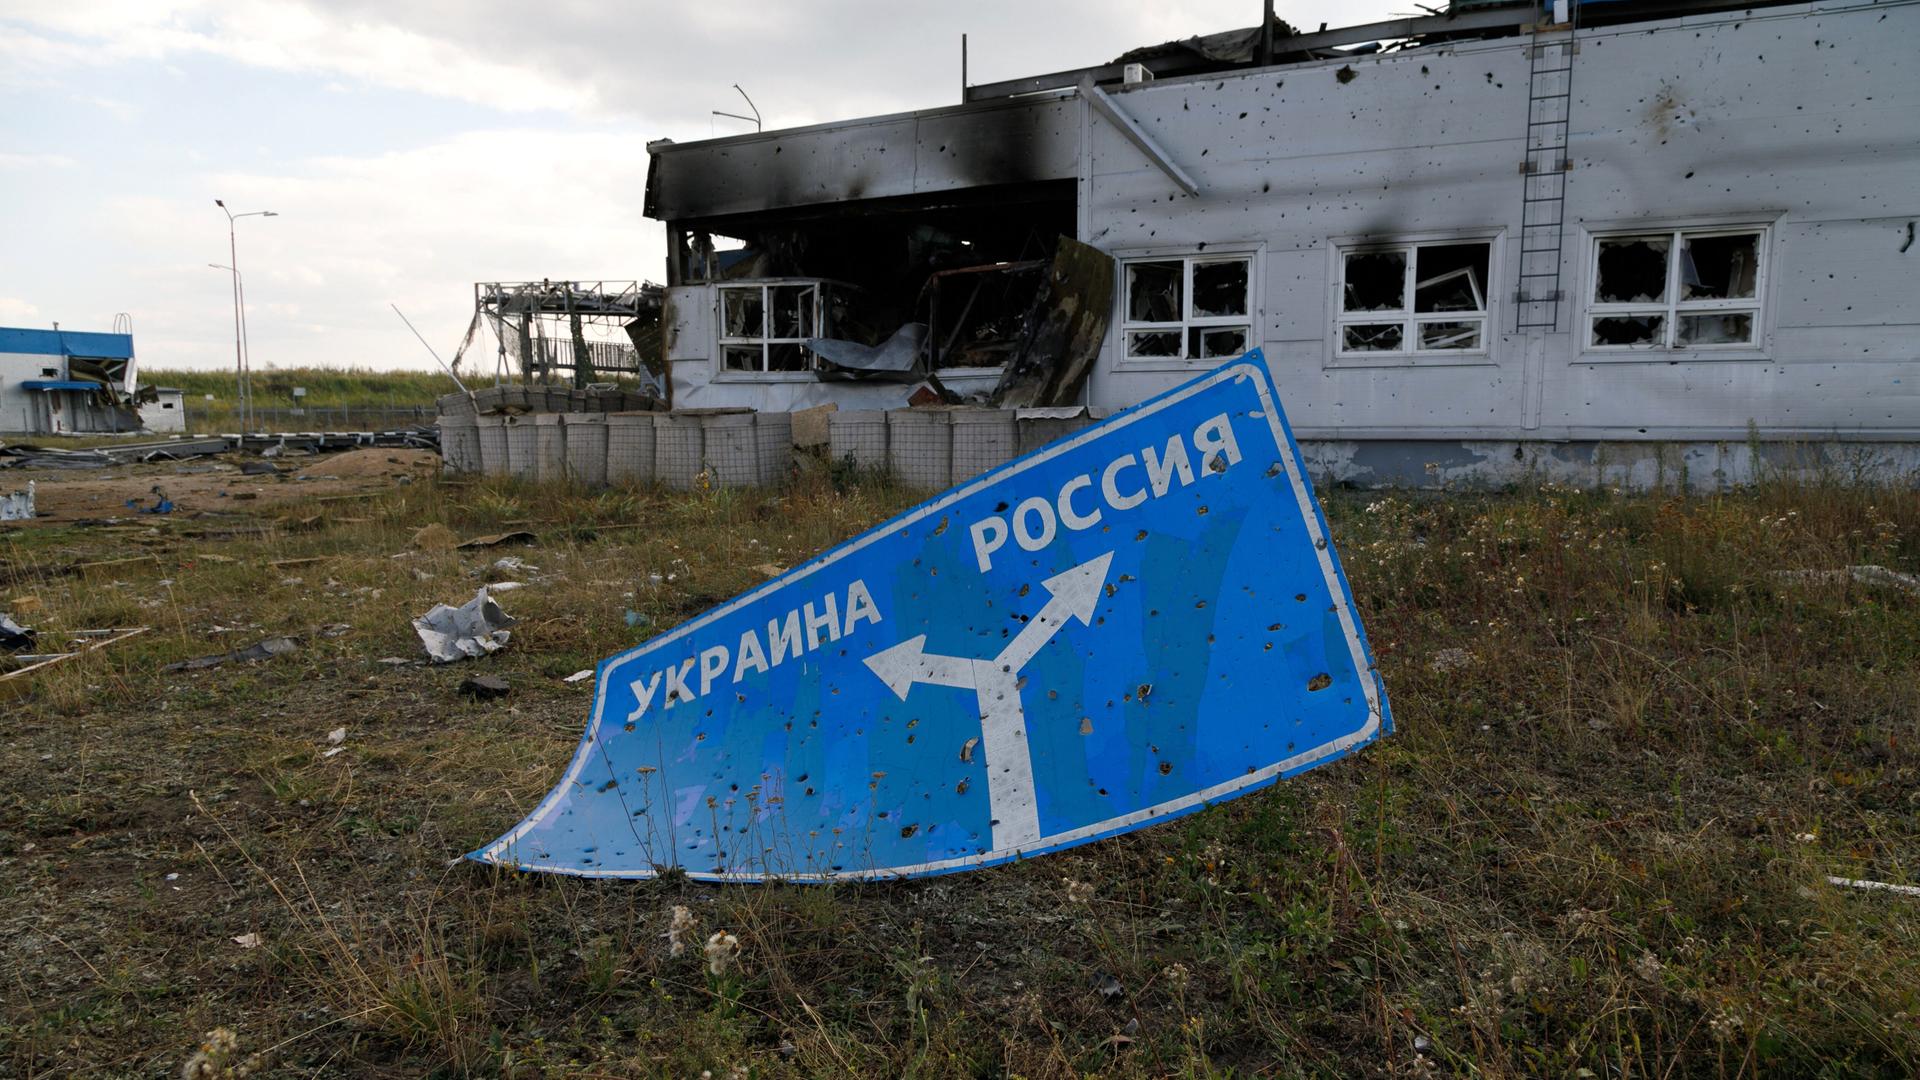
<box><xmin>1588</xmin><ymin>228</ymin><xmax>1763</xmax><ymax>350</ymax></box>
<box><xmin>1335</xmin><ymin>240</ymin><xmax>1492</xmax><ymax>357</ymax></box>
<box><xmin>1120</xmin><ymin>254</ymin><xmax>1253</xmax><ymax>363</ymax></box>
<box><xmin>717</xmin><ymin>280</ymin><xmax>826</xmax><ymax>375</ymax></box>
<box><xmin>926</xmin><ymin>260</ymin><xmax>1048</xmax><ymax>372</ymax></box>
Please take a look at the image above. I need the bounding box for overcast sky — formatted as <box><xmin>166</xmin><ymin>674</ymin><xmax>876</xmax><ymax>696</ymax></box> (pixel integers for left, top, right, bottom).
<box><xmin>0</xmin><ymin>1</ymin><xmax>1399</xmax><ymax>375</ymax></box>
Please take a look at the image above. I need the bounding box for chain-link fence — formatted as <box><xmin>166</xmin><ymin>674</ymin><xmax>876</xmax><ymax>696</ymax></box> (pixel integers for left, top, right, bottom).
<box><xmin>185</xmin><ymin>404</ymin><xmax>438</xmax><ymax>432</ymax></box>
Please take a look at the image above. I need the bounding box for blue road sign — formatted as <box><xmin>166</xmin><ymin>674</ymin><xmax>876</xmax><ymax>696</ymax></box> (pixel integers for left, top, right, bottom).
<box><xmin>471</xmin><ymin>350</ymin><xmax>1391</xmax><ymax>881</ymax></box>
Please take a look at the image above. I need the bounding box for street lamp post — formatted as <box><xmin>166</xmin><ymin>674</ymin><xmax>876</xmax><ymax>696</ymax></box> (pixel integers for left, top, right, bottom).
<box><xmin>215</xmin><ymin>200</ymin><xmax>277</xmax><ymax>434</ymax></box>
<box><xmin>208</xmin><ymin>262</ymin><xmax>244</xmax><ymax>429</ymax></box>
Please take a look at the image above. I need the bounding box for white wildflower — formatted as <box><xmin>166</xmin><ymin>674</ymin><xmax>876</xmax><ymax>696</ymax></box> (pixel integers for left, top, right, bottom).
<box><xmin>1633</xmin><ymin>952</ymin><xmax>1663</xmax><ymax>982</ymax></box>
<box><xmin>705</xmin><ymin>930</ymin><xmax>740</xmax><ymax>977</ymax></box>
<box><xmin>665</xmin><ymin>904</ymin><xmax>696</xmax><ymax>957</ymax></box>
<box><xmin>179</xmin><ymin>1027</ymin><xmax>261</xmax><ymax>1079</ymax></box>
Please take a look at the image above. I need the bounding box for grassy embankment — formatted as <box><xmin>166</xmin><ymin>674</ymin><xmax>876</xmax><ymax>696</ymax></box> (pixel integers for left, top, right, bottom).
<box><xmin>2</xmin><ymin>465</ymin><xmax>1917</xmax><ymax>1077</ymax></box>
<box><xmin>141</xmin><ymin>367</ymin><xmax>458</xmax><ymax>431</ymax></box>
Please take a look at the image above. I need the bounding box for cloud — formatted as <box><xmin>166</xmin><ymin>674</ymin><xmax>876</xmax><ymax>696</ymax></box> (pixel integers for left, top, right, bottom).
<box><xmin>0</xmin><ymin>0</ymin><xmax>1388</xmax><ymax>124</ymax></box>
<box><xmin>92</xmin><ymin>128</ymin><xmax>658</xmax><ymax>371</ymax></box>
<box><xmin>0</xmin><ymin>152</ymin><xmax>78</xmax><ymax>170</ymax></box>
<box><xmin>0</xmin><ymin>1</ymin><xmax>596</xmax><ymax>112</ymax></box>
<box><xmin>0</xmin><ymin>0</ymin><xmax>1401</xmax><ymax>371</ymax></box>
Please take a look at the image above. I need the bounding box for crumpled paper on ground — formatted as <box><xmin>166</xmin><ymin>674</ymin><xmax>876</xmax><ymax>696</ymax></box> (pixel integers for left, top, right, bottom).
<box><xmin>412</xmin><ymin>587</ymin><xmax>517</xmax><ymax>663</ymax></box>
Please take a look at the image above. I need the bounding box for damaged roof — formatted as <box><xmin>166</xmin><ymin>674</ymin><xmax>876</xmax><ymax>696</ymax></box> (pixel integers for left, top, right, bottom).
<box><xmin>0</xmin><ymin>327</ymin><xmax>134</xmax><ymax>359</ymax></box>
<box><xmin>645</xmin><ymin>96</ymin><xmax>1078</xmax><ymax>225</ymax></box>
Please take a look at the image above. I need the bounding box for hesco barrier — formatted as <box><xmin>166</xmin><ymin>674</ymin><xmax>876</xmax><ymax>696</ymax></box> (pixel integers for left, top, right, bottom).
<box><xmin>440</xmin><ymin>407</ymin><xmax>1105</xmax><ymax>489</ymax></box>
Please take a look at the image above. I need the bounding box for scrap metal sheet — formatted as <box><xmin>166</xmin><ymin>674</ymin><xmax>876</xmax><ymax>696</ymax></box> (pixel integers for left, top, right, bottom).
<box><xmin>472</xmin><ymin>350</ymin><xmax>1391</xmax><ymax>881</ymax></box>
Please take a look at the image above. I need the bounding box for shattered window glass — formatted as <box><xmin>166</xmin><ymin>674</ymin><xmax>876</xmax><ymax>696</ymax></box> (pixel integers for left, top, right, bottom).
<box><xmin>720</xmin><ymin>287</ymin><xmax>764</xmax><ymax>339</ymax></box>
<box><xmin>1589</xmin><ymin>228</ymin><xmax>1766</xmax><ymax>351</ymax></box>
<box><xmin>1126</xmin><ymin>261</ymin><xmax>1183</xmax><ymax>324</ymax></box>
<box><xmin>1337</xmin><ymin>240</ymin><xmax>1491</xmax><ymax>359</ymax></box>
<box><xmin>1122</xmin><ymin>254</ymin><xmax>1256</xmax><ymax>363</ymax></box>
<box><xmin>1591</xmin><ymin>315</ymin><xmax>1666</xmax><ymax>348</ymax></box>
<box><xmin>1343</xmin><ymin>323</ymin><xmax>1403</xmax><ymax>352</ymax></box>
<box><xmin>1679</xmin><ymin>233</ymin><xmax>1759</xmax><ymax>301</ymax></box>
<box><xmin>1418</xmin><ymin>321</ymin><xmax>1483</xmax><ymax>350</ymax></box>
<box><xmin>1342</xmin><ymin>251</ymin><xmax>1405</xmax><ymax>312</ymax></box>
<box><xmin>1127</xmin><ymin>330</ymin><xmax>1181</xmax><ymax>358</ymax></box>
<box><xmin>1676</xmin><ymin>312</ymin><xmax>1754</xmax><ymax>347</ymax></box>
<box><xmin>1191</xmin><ymin>259</ymin><xmax>1250</xmax><ymax>318</ymax></box>
<box><xmin>766</xmin><ymin>342</ymin><xmax>809</xmax><ymax>372</ymax></box>
<box><xmin>1189</xmin><ymin>326</ymin><xmax>1249</xmax><ymax>359</ymax></box>
<box><xmin>717</xmin><ymin>280</ymin><xmax>833</xmax><ymax>374</ymax></box>
<box><xmin>1414</xmin><ymin>244</ymin><xmax>1490</xmax><ymax>313</ymax></box>
<box><xmin>769</xmin><ymin>284</ymin><xmax>816</xmax><ymax>339</ymax></box>
<box><xmin>1594</xmin><ymin>237</ymin><xmax>1670</xmax><ymax>304</ymax></box>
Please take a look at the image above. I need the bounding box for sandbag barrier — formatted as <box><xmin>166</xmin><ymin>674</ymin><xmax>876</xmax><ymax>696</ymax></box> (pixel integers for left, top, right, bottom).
<box><xmin>437</xmin><ymin>406</ymin><xmax>1105</xmax><ymax>490</ymax></box>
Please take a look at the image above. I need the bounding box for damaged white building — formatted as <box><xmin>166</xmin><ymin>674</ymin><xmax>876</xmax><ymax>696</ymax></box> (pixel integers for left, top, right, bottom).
<box><xmin>643</xmin><ymin>0</ymin><xmax>1919</xmax><ymax>488</ymax></box>
<box><xmin>0</xmin><ymin>325</ymin><xmax>146</xmax><ymax>436</ymax></box>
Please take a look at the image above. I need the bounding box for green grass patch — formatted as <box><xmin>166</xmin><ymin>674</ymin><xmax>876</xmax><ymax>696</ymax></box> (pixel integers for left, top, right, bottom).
<box><xmin>2</xmin><ymin>473</ymin><xmax>1917</xmax><ymax>1076</ymax></box>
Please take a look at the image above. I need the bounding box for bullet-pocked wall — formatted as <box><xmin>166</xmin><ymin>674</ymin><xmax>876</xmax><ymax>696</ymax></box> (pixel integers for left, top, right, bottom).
<box><xmin>1080</xmin><ymin>0</ymin><xmax>1920</xmax><ymax>441</ymax></box>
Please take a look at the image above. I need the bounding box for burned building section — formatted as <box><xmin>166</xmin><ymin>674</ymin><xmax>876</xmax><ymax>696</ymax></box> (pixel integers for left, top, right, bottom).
<box><xmin>642</xmin><ymin>0</ymin><xmax>1920</xmax><ymax>484</ymax></box>
<box><xmin>647</xmin><ymin>98</ymin><xmax>1101</xmax><ymax>409</ymax></box>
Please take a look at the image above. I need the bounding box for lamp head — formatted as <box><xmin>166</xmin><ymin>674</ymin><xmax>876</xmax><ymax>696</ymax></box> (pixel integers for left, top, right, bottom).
<box><xmin>215</xmin><ymin>199</ymin><xmax>225</xmax><ymax>208</ymax></box>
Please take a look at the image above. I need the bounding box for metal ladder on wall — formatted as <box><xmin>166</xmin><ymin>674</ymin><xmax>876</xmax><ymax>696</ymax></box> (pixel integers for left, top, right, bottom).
<box><xmin>1515</xmin><ymin>14</ymin><xmax>1578</xmax><ymax>332</ymax></box>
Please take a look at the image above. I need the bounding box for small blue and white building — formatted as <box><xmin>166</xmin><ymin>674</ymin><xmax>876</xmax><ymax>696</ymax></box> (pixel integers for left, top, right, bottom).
<box><xmin>0</xmin><ymin>326</ymin><xmax>143</xmax><ymax>436</ymax></box>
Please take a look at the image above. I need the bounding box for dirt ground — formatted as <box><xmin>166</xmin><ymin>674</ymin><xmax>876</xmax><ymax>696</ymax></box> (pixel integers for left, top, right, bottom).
<box><xmin>2</xmin><ymin>469</ymin><xmax>1917</xmax><ymax>1078</ymax></box>
<box><xmin>1</xmin><ymin>448</ymin><xmax>441</xmax><ymax>524</ymax></box>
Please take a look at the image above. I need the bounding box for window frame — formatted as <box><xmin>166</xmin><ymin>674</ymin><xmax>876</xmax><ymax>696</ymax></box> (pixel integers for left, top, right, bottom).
<box><xmin>1330</xmin><ymin>237</ymin><xmax>1498</xmax><ymax>364</ymax></box>
<box><xmin>1113</xmin><ymin>249</ymin><xmax>1260</xmax><ymax>370</ymax></box>
<box><xmin>713</xmin><ymin>278</ymin><xmax>827</xmax><ymax>382</ymax></box>
<box><xmin>1583</xmin><ymin>225</ymin><xmax>1769</xmax><ymax>355</ymax></box>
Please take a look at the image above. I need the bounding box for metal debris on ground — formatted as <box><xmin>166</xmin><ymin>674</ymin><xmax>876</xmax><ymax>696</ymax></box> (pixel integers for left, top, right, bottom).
<box><xmin>0</xmin><ymin>627</ymin><xmax>150</xmax><ymax>696</ymax></box>
<box><xmin>1771</xmin><ymin>565</ymin><xmax>1920</xmax><ymax>597</ymax></box>
<box><xmin>0</xmin><ymin>614</ymin><xmax>36</xmax><ymax>652</ymax></box>
<box><xmin>413</xmin><ymin>587</ymin><xmax>517</xmax><ymax>663</ymax></box>
<box><xmin>1827</xmin><ymin>875</ymin><xmax>1920</xmax><ymax>898</ymax></box>
<box><xmin>458</xmin><ymin>531</ymin><xmax>536</xmax><ymax>550</ymax></box>
<box><xmin>1</xmin><ymin>481</ymin><xmax>35</xmax><ymax>521</ymax></box>
<box><xmin>459</xmin><ymin>674</ymin><xmax>512</xmax><ymax>700</ymax></box>
<box><xmin>163</xmin><ymin>635</ymin><xmax>300</xmax><ymax>672</ymax></box>
<box><xmin>0</xmin><ymin>447</ymin><xmax>113</xmax><ymax>470</ymax></box>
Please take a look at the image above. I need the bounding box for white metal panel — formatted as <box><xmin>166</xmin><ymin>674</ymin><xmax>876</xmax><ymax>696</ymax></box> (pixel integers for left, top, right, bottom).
<box><xmin>1079</xmin><ymin>0</ymin><xmax>1920</xmax><ymax>438</ymax></box>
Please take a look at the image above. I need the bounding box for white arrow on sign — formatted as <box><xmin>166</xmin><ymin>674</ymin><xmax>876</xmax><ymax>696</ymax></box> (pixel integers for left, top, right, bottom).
<box><xmin>864</xmin><ymin>550</ymin><xmax>1113</xmax><ymax>850</ymax></box>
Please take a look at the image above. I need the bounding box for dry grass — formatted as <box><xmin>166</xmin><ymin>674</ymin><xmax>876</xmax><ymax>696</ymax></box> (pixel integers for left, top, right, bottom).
<box><xmin>2</xmin><ymin>463</ymin><xmax>1917</xmax><ymax>1077</ymax></box>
